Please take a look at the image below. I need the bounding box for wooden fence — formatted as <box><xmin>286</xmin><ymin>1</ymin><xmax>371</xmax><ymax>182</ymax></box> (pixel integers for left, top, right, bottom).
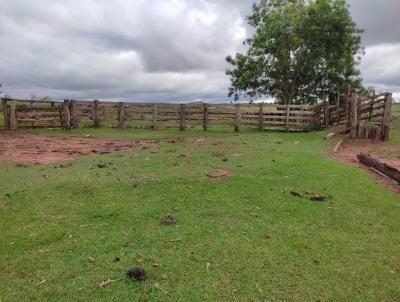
<box><xmin>1</xmin><ymin>99</ymin><xmax>319</xmax><ymax>132</ymax></box>
<box><xmin>323</xmin><ymin>91</ymin><xmax>392</xmax><ymax>141</ymax></box>
<box><xmin>1</xmin><ymin>93</ymin><xmax>392</xmax><ymax>140</ymax></box>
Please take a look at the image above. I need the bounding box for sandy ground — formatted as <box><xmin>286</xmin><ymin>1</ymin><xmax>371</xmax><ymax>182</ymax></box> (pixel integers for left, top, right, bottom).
<box><xmin>0</xmin><ymin>131</ymin><xmax>186</xmax><ymax>165</ymax></box>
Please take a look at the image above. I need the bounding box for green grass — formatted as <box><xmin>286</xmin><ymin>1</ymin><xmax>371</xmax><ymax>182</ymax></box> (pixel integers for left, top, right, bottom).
<box><xmin>0</xmin><ymin>128</ymin><xmax>399</xmax><ymax>301</ymax></box>
<box><xmin>388</xmin><ymin>103</ymin><xmax>400</xmax><ymax>144</ymax></box>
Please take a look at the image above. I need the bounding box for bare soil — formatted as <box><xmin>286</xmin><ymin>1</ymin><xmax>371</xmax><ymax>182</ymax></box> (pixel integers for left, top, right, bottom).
<box><xmin>0</xmin><ymin>131</ymin><xmax>187</xmax><ymax>165</ymax></box>
<box><xmin>333</xmin><ymin>138</ymin><xmax>400</xmax><ymax>194</ymax></box>
<box><xmin>207</xmin><ymin>169</ymin><xmax>230</xmax><ymax>179</ymax></box>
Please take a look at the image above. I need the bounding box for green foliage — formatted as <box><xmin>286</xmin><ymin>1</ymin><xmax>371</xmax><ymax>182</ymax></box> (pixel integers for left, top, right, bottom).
<box><xmin>226</xmin><ymin>0</ymin><xmax>364</xmax><ymax>104</ymax></box>
<box><xmin>302</xmin><ymin>122</ymin><xmax>318</xmax><ymax>132</ymax></box>
<box><xmin>1</xmin><ymin>128</ymin><xmax>399</xmax><ymax>301</ymax></box>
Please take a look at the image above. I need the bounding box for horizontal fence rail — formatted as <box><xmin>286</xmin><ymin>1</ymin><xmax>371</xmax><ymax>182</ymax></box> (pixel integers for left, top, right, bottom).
<box><xmin>1</xmin><ymin>93</ymin><xmax>392</xmax><ymax>140</ymax></box>
<box><xmin>1</xmin><ymin>99</ymin><xmax>323</xmax><ymax>133</ymax></box>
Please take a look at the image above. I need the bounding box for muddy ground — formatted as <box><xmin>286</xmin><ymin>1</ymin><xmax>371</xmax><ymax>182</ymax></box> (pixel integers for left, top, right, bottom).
<box><xmin>0</xmin><ymin>131</ymin><xmax>188</xmax><ymax>165</ymax></box>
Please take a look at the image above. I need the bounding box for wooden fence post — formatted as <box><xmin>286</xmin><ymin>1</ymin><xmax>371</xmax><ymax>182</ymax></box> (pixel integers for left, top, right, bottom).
<box><xmin>152</xmin><ymin>104</ymin><xmax>158</xmax><ymax>130</ymax></box>
<box><xmin>70</xmin><ymin>100</ymin><xmax>78</xmax><ymax>128</ymax></box>
<box><xmin>234</xmin><ymin>103</ymin><xmax>241</xmax><ymax>132</ymax></box>
<box><xmin>258</xmin><ymin>102</ymin><xmax>264</xmax><ymax>131</ymax></box>
<box><xmin>380</xmin><ymin>93</ymin><xmax>392</xmax><ymax>141</ymax></box>
<box><xmin>1</xmin><ymin>98</ymin><xmax>10</xmax><ymax>130</ymax></box>
<box><xmin>324</xmin><ymin>98</ymin><xmax>329</xmax><ymax>128</ymax></box>
<box><xmin>118</xmin><ymin>102</ymin><xmax>125</xmax><ymax>129</ymax></box>
<box><xmin>369</xmin><ymin>94</ymin><xmax>374</xmax><ymax>122</ymax></box>
<box><xmin>203</xmin><ymin>103</ymin><xmax>208</xmax><ymax>131</ymax></box>
<box><xmin>345</xmin><ymin>85</ymin><xmax>352</xmax><ymax>130</ymax></box>
<box><xmin>285</xmin><ymin>104</ymin><xmax>291</xmax><ymax>133</ymax></box>
<box><xmin>179</xmin><ymin>104</ymin><xmax>185</xmax><ymax>131</ymax></box>
<box><xmin>93</xmin><ymin>100</ymin><xmax>99</xmax><ymax>128</ymax></box>
<box><xmin>336</xmin><ymin>93</ymin><xmax>340</xmax><ymax>124</ymax></box>
<box><xmin>9</xmin><ymin>100</ymin><xmax>17</xmax><ymax>131</ymax></box>
<box><xmin>314</xmin><ymin>104</ymin><xmax>321</xmax><ymax>130</ymax></box>
<box><xmin>63</xmin><ymin>99</ymin><xmax>71</xmax><ymax>130</ymax></box>
<box><xmin>350</xmin><ymin>91</ymin><xmax>359</xmax><ymax>139</ymax></box>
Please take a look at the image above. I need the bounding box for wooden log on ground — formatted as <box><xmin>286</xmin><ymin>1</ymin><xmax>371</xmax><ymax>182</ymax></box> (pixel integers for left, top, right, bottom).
<box><xmin>324</xmin><ymin>132</ymin><xmax>337</xmax><ymax>140</ymax></box>
<box><xmin>333</xmin><ymin>139</ymin><xmax>343</xmax><ymax>153</ymax></box>
<box><xmin>357</xmin><ymin>153</ymin><xmax>400</xmax><ymax>183</ymax></box>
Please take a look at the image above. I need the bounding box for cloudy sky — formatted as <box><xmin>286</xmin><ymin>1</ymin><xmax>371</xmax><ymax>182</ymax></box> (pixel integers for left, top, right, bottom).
<box><xmin>0</xmin><ymin>0</ymin><xmax>399</xmax><ymax>102</ymax></box>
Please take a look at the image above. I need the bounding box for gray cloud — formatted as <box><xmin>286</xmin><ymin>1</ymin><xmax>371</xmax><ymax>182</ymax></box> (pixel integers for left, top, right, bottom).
<box><xmin>0</xmin><ymin>0</ymin><xmax>399</xmax><ymax>101</ymax></box>
<box><xmin>347</xmin><ymin>0</ymin><xmax>400</xmax><ymax>47</ymax></box>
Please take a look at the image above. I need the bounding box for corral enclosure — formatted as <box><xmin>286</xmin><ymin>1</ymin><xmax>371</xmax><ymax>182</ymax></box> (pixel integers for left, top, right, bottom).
<box><xmin>1</xmin><ymin>91</ymin><xmax>393</xmax><ymax>140</ymax></box>
<box><xmin>1</xmin><ymin>100</ymin><xmax>319</xmax><ymax>132</ymax></box>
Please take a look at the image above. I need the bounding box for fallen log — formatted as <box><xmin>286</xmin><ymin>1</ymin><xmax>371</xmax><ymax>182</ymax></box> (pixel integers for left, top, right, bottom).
<box><xmin>333</xmin><ymin>139</ymin><xmax>343</xmax><ymax>153</ymax></box>
<box><xmin>368</xmin><ymin>167</ymin><xmax>400</xmax><ymax>186</ymax></box>
<box><xmin>324</xmin><ymin>132</ymin><xmax>337</xmax><ymax>140</ymax></box>
<box><xmin>357</xmin><ymin>153</ymin><xmax>400</xmax><ymax>183</ymax></box>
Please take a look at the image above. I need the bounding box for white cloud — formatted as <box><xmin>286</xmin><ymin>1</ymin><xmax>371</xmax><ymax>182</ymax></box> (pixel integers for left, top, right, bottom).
<box><xmin>0</xmin><ymin>0</ymin><xmax>398</xmax><ymax>101</ymax></box>
<box><xmin>360</xmin><ymin>44</ymin><xmax>400</xmax><ymax>96</ymax></box>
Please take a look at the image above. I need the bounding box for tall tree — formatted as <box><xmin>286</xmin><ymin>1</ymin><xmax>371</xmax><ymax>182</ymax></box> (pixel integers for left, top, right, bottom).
<box><xmin>226</xmin><ymin>0</ymin><xmax>364</xmax><ymax>104</ymax></box>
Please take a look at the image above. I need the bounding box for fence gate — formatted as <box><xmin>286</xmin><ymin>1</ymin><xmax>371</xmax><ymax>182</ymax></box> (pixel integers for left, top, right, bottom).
<box><xmin>1</xmin><ymin>98</ymin><xmax>64</xmax><ymax>130</ymax></box>
<box><xmin>322</xmin><ymin>92</ymin><xmax>392</xmax><ymax>141</ymax></box>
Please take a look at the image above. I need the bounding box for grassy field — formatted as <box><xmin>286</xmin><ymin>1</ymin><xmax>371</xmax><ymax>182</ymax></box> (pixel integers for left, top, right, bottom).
<box><xmin>1</xmin><ymin>117</ymin><xmax>400</xmax><ymax>301</ymax></box>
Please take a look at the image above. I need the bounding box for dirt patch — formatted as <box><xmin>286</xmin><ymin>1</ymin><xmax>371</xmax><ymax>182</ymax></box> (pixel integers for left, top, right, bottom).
<box><xmin>332</xmin><ymin>138</ymin><xmax>400</xmax><ymax>194</ymax></box>
<box><xmin>207</xmin><ymin>169</ymin><xmax>230</xmax><ymax>179</ymax></box>
<box><xmin>0</xmin><ymin>131</ymin><xmax>192</xmax><ymax>165</ymax></box>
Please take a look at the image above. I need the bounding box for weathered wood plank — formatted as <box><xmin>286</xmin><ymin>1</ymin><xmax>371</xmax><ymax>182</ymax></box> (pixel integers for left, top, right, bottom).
<box><xmin>63</xmin><ymin>100</ymin><xmax>71</xmax><ymax>130</ymax></box>
<box><xmin>153</xmin><ymin>104</ymin><xmax>158</xmax><ymax>130</ymax></box>
<box><xmin>1</xmin><ymin>99</ymin><xmax>10</xmax><ymax>130</ymax></box>
<box><xmin>358</xmin><ymin>153</ymin><xmax>400</xmax><ymax>182</ymax></box>
<box><xmin>258</xmin><ymin>102</ymin><xmax>264</xmax><ymax>131</ymax></box>
<box><xmin>234</xmin><ymin>103</ymin><xmax>241</xmax><ymax>132</ymax></box>
<box><xmin>285</xmin><ymin>105</ymin><xmax>290</xmax><ymax>133</ymax></box>
<box><xmin>70</xmin><ymin>100</ymin><xmax>78</xmax><ymax>128</ymax></box>
<box><xmin>203</xmin><ymin>103</ymin><xmax>208</xmax><ymax>131</ymax></box>
<box><xmin>350</xmin><ymin>92</ymin><xmax>359</xmax><ymax>139</ymax></box>
<box><xmin>380</xmin><ymin>93</ymin><xmax>392</xmax><ymax>141</ymax></box>
<box><xmin>9</xmin><ymin>100</ymin><xmax>17</xmax><ymax>131</ymax></box>
<box><xmin>118</xmin><ymin>102</ymin><xmax>125</xmax><ymax>128</ymax></box>
<box><xmin>179</xmin><ymin>104</ymin><xmax>185</xmax><ymax>131</ymax></box>
<box><xmin>93</xmin><ymin>100</ymin><xmax>99</xmax><ymax>128</ymax></box>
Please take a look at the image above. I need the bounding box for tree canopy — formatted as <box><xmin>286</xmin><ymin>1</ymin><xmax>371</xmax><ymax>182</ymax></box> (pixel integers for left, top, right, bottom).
<box><xmin>226</xmin><ymin>0</ymin><xmax>364</xmax><ymax>104</ymax></box>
